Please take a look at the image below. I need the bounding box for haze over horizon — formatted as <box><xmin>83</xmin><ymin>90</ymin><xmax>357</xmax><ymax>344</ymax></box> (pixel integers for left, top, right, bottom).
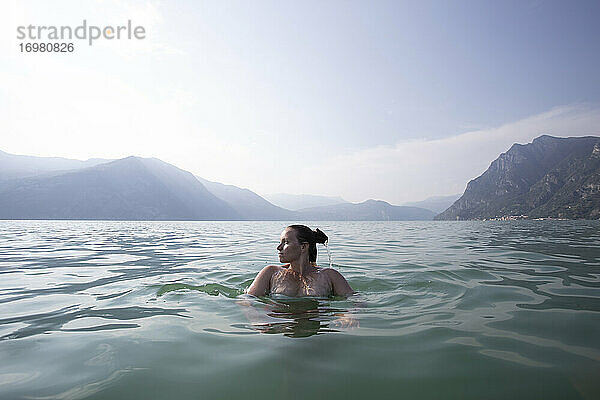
<box><xmin>2</xmin><ymin>0</ymin><xmax>599</xmax><ymax>204</ymax></box>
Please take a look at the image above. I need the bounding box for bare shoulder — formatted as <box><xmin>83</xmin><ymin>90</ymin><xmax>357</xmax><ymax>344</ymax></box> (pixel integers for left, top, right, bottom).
<box><xmin>322</xmin><ymin>268</ymin><xmax>355</xmax><ymax>296</ymax></box>
<box><xmin>259</xmin><ymin>264</ymin><xmax>287</xmax><ymax>280</ymax></box>
<box><xmin>322</xmin><ymin>267</ymin><xmax>345</xmax><ymax>279</ymax></box>
<box><xmin>270</xmin><ymin>263</ymin><xmax>291</xmax><ymax>275</ymax></box>
<box><xmin>246</xmin><ymin>264</ymin><xmax>288</xmax><ymax>296</ymax></box>
<box><xmin>264</xmin><ymin>264</ymin><xmax>286</xmax><ymax>273</ymax></box>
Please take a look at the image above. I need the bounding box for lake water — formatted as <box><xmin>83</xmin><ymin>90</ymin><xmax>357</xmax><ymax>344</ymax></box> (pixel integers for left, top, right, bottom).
<box><xmin>0</xmin><ymin>220</ymin><xmax>599</xmax><ymax>399</ymax></box>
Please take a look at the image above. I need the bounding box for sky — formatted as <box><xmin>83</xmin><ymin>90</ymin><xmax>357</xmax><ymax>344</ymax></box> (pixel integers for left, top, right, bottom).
<box><xmin>2</xmin><ymin>0</ymin><xmax>599</xmax><ymax>204</ymax></box>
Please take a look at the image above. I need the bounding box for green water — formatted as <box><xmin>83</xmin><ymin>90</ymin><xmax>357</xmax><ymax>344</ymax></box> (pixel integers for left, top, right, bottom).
<box><xmin>0</xmin><ymin>220</ymin><xmax>599</xmax><ymax>399</ymax></box>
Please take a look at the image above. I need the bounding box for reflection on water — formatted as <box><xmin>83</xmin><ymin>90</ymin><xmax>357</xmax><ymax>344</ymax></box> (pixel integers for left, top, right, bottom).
<box><xmin>0</xmin><ymin>220</ymin><xmax>599</xmax><ymax>400</ymax></box>
<box><xmin>236</xmin><ymin>296</ymin><xmax>357</xmax><ymax>338</ymax></box>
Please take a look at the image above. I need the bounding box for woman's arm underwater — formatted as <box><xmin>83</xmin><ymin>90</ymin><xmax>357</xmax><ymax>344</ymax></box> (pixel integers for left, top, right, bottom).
<box><xmin>325</xmin><ymin>268</ymin><xmax>358</xmax><ymax>328</ymax></box>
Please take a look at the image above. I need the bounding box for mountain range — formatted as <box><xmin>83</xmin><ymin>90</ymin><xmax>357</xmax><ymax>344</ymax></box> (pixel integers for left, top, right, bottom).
<box><xmin>264</xmin><ymin>193</ymin><xmax>348</xmax><ymax>211</ymax></box>
<box><xmin>297</xmin><ymin>200</ymin><xmax>435</xmax><ymax>221</ymax></box>
<box><xmin>436</xmin><ymin>135</ymin><xmax>600</xmax><ymax>220</ymax></box>
<box><xmin>402</xmin><ymin>194</ymin><xmax>461</xmax><ymax>214</ymax></box>
<box><xmin>0</xmin><ymin>150</ymin><xmax>434</xmax><ymax>220</ymax></box>
<box><xmin>4</xmin><ymin>135</ymin><xmax>595</xmax><ymax>221</ymax></box>
<box><xmin>0</xmin><ymin>149</ymin><xmax>110</xmax><ymax>180</ymax></box>
<box><xmin>0</xmin><ymin>156</ymin><xmax>239</xmax><ymax>220</ymax></box>
<box><xmin>195</xmin><ymin>176</ymin><xmax>294</xmax><ymax>220</ymax></box>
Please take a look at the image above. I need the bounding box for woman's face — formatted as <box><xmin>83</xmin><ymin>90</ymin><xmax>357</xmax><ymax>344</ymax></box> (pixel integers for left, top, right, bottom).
<box><xmin>277</xmin><ymin>228</ymin><xmax>305</xmax><ymax>263</ymax></box>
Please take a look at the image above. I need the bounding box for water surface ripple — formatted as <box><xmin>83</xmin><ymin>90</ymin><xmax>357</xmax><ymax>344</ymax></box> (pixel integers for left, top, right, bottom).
<box><xmin>0</xmin><ymin>220</ymin><xmax>599</xmax><ymax>399</ymax></box>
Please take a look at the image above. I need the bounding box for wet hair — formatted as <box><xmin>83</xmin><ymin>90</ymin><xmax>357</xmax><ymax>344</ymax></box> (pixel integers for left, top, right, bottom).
<box><xmin>287</xmin><ymin>225</ymin><xmax>328</xmax><ymax>263</ymax></box>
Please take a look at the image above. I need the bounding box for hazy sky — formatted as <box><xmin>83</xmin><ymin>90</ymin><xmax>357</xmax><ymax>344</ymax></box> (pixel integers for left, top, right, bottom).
<box><xmin>2</xmin><ymin>0</ymin><xmax>599</xmax><ymax>203</ymax></box>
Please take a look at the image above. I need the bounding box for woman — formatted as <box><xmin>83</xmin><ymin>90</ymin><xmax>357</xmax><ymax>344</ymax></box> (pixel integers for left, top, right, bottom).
<box><xmin>247</xmin><ymin>225</ymin><xmax>354</xmax><ymax>297</ymax></box>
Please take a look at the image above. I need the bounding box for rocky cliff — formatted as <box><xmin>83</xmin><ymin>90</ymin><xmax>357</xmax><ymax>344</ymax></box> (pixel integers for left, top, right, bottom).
<box><xmin>435</xmin><ymin>135</ymin><xmax>600</xmax><ymax>220</ymax></box>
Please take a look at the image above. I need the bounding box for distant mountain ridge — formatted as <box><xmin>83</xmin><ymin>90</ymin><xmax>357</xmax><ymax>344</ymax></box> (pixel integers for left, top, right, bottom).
<box><xmin>0</xmin><ymin>156</ymin><xmax>239</xmax><ymax>220</ymax></box>
<box><xmin>196</xmin><ymin>177</ymin><xmax>295</xmax><ymax>220</ymax></box>
<box><xmin>0</xmin><ymin>149</ymin><xmax>111</xmax><ymax>180</ymax></box>
<box><xmin>264</xmin><ymin>193</ymin><xmax>348</xmax><ymax>210</ymax></box>
<box><xmin>0</xmin><ymin>150</ymin><xmax>436</xmax><ymax>221</ymax></box>
<box><xmin>403</xmin><ymin>194</ymin><xmax>461</xmax><ymax>213</ymax></box>
<box><xmin>297</xmin><ymin>199</ymin><xmax>436</xmax><ymax>221</ymax></box>
<box><xmin>436</xmin><ymin>135</ymin><xmax>600</xmax><ymax>220</ymax></box>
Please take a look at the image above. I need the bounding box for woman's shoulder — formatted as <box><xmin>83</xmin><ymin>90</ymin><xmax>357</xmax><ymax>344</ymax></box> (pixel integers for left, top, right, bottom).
<box><xmin>247</xmin><ymin>265</ymin><xmax>289</xmax><ymax>296</ymax></box>
<box><xmin>321</xmin><ymin>267</ymin><xmax>350</xmax><ymax>283</ymax></box>
<box><xmin>321</xmin><ymin>268</ymin><xmax>355</xmax><ymax>295</ymax></box>
<box><xmin>261</xmin><ymin>264</ymin><xmax>288</xmax><ymax>276</ymax></box>
<box><xmin>318</xmin><ymin>266</ymin><xmax>338</xmax><ymax>275</ymax></box>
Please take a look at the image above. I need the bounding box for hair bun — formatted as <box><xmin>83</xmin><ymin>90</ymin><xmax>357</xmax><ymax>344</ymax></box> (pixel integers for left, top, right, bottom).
<box><xmin>313</xmin><ymin>228</ymin><xmax>328</xmax><ymax>244</ymax></box>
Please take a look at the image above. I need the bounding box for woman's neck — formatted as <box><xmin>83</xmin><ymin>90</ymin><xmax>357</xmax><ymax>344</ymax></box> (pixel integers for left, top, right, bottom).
<box><xmin>288</xmin><ymin>257</ymin><xmax>314</xmax><ymax>277</ymax></box>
